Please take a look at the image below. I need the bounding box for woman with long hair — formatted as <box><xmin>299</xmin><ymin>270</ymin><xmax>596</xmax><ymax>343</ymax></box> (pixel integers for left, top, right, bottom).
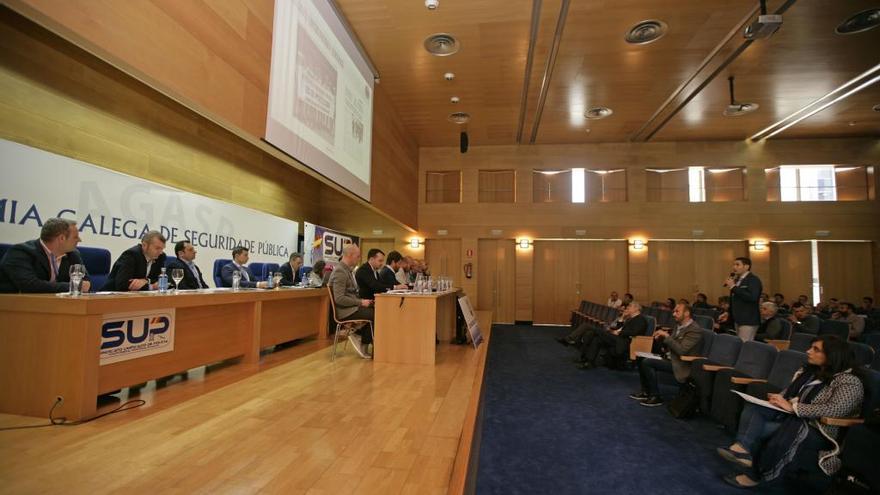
<box><xmin>717</xmin><ymin>334</ymin><xmax>864</xmax><ymax>488</ymax></box>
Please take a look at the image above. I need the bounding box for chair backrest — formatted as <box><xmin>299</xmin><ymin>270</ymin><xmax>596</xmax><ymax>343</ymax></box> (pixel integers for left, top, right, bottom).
<box><xmin>733</xmin><ymin>341</ymin><xmax>778</xmax><ymax>378</ymax></box>
<box><xmin>0</xmin><ymin>243</ymin><xmax>10</xmax><ymax>262</ymax></box>
<box><xmin>850</xmin><ymin>342</ymin><xmax>875</xmax><ymax>368</ymax></box>
<box><xmin>656</xmin><ymin>309</ymin><xmax>675</xmax><ymax>328</ymax></box>
<box><xmin>265</xmin><ymin>263</ymin><xmax>281</xmax><ymax>276</ymax></box>
<box><xmin>642</xmin><ymin>314</ymin><xmax>656</xmax><ymax>335</ymax></box>
<box><xmin>78</xmin><ymin>246</ymin><xmax>111</xmax><ymax>292</ymax></box>
<box><xmin>693</xmin><ymin>307</ymin><xmax>717</xmax><ymax>319</ymax></box>
<box><xmin>864</xmin><ymin>333</ymin><xmax>880</xmax><ymax>353</ymax></box>
<box><xmin>766</xmin><ymin>350</ymin><xmax>808</xmax><ymax>390</ymax></box>
<box><xmin>789</xmin><ymin>332</ymin><xmax>815</xmax><ymax>352</ymax></box>
<box><xmin>164</xmin><ymin>256</ymin><xmax>177</xmax><ymax>266</ymax></box>
<box><xmin>777</xmin><ymin>318</ymin><xmax>793</xmax><ymax>340</ymax></box>
<box><xmin>697</xmin><ymin>328</ymin><xmax>715</xmax><ymax>356</ymax></box>
<box><xmin>326</xmin><ymin>285</ymin><xmax>344</xmax><ymax>324</ymax></box>
<box><xmin>213</xmin><ymin>259</ymin><xmax>231</xmax><ymax>287</ymax></box>
<box><xmin>705</xmin><ymin>333</ymin><xmax>743</xmax><ymax>366</ymax></box>
<box><xmin>860</xmin><ymin>369</ymin><xmax>880</xmax><ymax>416</ymax></box>
<box><xmin>248</xmin><ymin>262</ymin><xmax>267</xmax><ymax>281</ymax></box>
<box><xmin>300</xmin><ymin>266</ymin><xmax>313</xmax><ymax>277</ymax></box>
<box><xmin>819</xmin><ymin>319</ymin><xmax>850</xmax><ymax>340</ymax></box>
<box><xmin>694</xmin><ymin>315</ymin><xmax>715</xmax><ymax>331</ymax></box>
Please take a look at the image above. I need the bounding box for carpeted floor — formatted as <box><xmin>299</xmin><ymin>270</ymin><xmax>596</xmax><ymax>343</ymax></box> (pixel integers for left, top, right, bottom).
<box><xmin>474</xmin><ymin>325</ymin><xmax>795</xmax><ymax>495</ymax></box>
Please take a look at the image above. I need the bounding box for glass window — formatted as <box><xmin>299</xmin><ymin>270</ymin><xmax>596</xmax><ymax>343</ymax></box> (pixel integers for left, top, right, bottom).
<box><xmin>425</xmin><ymin>171</ymin><xmax>461</xmax><ymax>203</ymax></box>
<box><xmin>585</xmin><ymin>169</ymin><xmax>627</xmax><ymax>202</ymax></box>
<box><xmin>478</xmin><ymin>170</ymin><xmax>516</xmax><ymax>203</ymax></box>
<box><xmin>532</xmin><ymin>170</ymin><xmax>573</xmax><ymax>203</ymax></box>
<box><xmin>769</xmin><ymin>165</ymin><xmax>842</xmax><ymax>202</ymax></box>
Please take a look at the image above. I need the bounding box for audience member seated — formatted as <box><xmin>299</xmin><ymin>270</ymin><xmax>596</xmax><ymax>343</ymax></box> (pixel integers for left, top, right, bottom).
<box><xmin>715</xmin><ymin>296</ymin><xmax>735</xmax><ymax>334</ymax></box>
<box><xmin>693</xmin><ymin>293</ymin><xmax>712</xmax><ymax>310</ymax></box>
<box><xmin>398</xmin><ymin>256</ymin><xmax>416</xmax><ymax>284</ymax></box>
<box><xmin>788</xmin><ymin>302</ymin><xmax>820</xmax><ymax>334</ymax></box>
<box><xmin>578</xmin><ymin>302</ymin><xmax>647</xmax><ymax>370</ymax></box>
<box><xmin>831</xmin><ymin>302</ymin><xmax>864</xmax><ymax>340</ymax></box>
<box><xmin>279</xmin><ymin>252</ymin><xmax>303</xmax><ymax>286</ymax></box>
<box><xmin>773</xmin><ymin>293</ymin><xmax>791</xmax><ymax>314</ymax></box>
<box><xmin>166</xmin><ymin>240</ymin><xmax>209</xmax><ymax>289</ymax></box>
<box><xmin>355</xmin><ymin>248</ymin><xmax>407</xmax><ymax>300</ymax></box>
<box><xmin>307</xmin><ymin>260</ymin><xmax>327</xmax><ymax>287</ymax></box>
<box><xmin>381</xmin><ymin>251</ymin><xmax>406</xmax><ymax>287</ymax></box>
<box><xmin>102</xmin><ymin>230</ymin><xmax>166</xmax><ymax>291</ymax></box>
<box><xmin>816</xmin><ymin>298</ymin><xmax>838</xmax><ymax>320</ymax></box>
<box><xmin>859</xmin><ymin>296</ymin><xmax>877</xmax><ymax>316</ymax></box>
<box><xmin>621</xmin><ymin>292</ymin><xmax>634</xmax><ymax>308</ymax></box>
<box><xmin>664</xmin><ymin>297</ymin><xmax>677</xmax><ymax>311</ymax></box>
<box><xmin>797</xmin><ymin>294</ymin><xmax>811</xmax><ymax>309</ymax></box>
<box><xmin>557</xmin><ymin>316</ymin><xmax>603</xmax><ymax>347</ymax></box>
<box><xmin>755</xmin><ymin>302</ymin><xmax>786</xmax><ymax>342</ymax></box>
<box><xmin>0</xmin><ymin>218</ymin><xmax>91</xmax><ymax>293</ymax></box>
<box><xmin>760</xmin><ymin>292</ymin><xmax>770</xmax><ymax>304</ymax></box>
<box><xmin>607</xmin><ymin>291</ymin><xmax>623</xmax><ymax>309</ymax></box>
<box><xmin>717</xmin><ymin>335</ymin><xmax>864</xmax><ymax>489</ymax></box>
<box><xmin>220</xmin><ymin>246</ymin><xmax>267</xmax><ymax>288</ymax></box>
<box><xmin>629</xmin><ymin>303</ymin><xmax>703</xmax><ymax>407</ymax></box>
<box><xmin>328</xmin><ymin>244</ymin><xmax>374</xmax><ymax>359</ymax></box>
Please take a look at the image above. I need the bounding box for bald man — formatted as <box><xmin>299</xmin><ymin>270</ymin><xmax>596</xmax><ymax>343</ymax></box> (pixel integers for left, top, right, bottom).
<box><xmin>327</xmin><ymin>244</ymin><xmax>374</xmax><ymax>359</ymax></box>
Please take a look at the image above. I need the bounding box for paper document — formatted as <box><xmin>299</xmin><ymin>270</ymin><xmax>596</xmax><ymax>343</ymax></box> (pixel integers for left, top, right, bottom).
<box><xmin>731</xmin><ymin>390</ymin><xmax>791</xmax><ymax>414</ymax></box>
<box><xmin>635</xmin><ymin>352</ymin><xmax>663</xmax><ymax>360</ymax></box>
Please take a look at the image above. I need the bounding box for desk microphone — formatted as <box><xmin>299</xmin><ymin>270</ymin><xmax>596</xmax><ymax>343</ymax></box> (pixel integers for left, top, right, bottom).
<box><xmin>722</xmin><ymin>272</ymin><xmax>735</xmax><ymax>288</ymax></box>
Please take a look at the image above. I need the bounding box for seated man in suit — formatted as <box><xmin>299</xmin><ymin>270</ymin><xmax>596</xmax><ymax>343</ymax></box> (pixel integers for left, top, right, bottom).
<box><xmin>0</xmin><ymin>217</ymin><xmax>91</xmax><ymax>293</ymax></box>
<box><xmin>380</xmin><ymin>251</ymin><xmax>407</xmax><ymax>287</ymax></box>
<box><xmin>755</xmin><ymin>302</ymin><xmax>786</xmax><ymax>342</ymax></box>
<box><xmin>354</xmin><ymin>248</ymin><xmax>407</xmax><ymax>300</ymax></box>
<box><xmin>629</xmin><ymin>303</ymin><xmax>703</xmax><ymax>407</ymax></box>
<box><xmin>166</xmin><ymin>240</ymin><xmax>208</xmax><ymax>289</ymax></box>
<box><xmin>102</xmin><ymin>230</ymin><xmax>166</xmax><ymax>291</ymax></box>
<box><xmin>787</xmin><ymin>302</ymin><xmax>820</xmax><ymax>334</ymax></box>
<box><xmin>578</xmin><ymin>302</ymin><xmax>648</xmax><ymax>369</ymax></box>
<box><xmin>279</xmin><ymin>252</ymin><xmax>303</xmax><ymax>286</ymax></box>
<box><xmin>220</xmin><ymin>246</ymin><xmax>267</xmax><ymax>288</ymax></box>
<box><xmin>328</xmin><ymin>244</ymin><xmax>374</xmax><ymax>358</ymax></box>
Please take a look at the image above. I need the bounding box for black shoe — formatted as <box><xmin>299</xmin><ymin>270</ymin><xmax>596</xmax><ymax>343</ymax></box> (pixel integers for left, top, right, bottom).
<box><xmin>639</xmin><ymin>396</ymin><xmax>664</xmax><ymax>407</ymax></box>
<box><xmin>628</xmin><ymin>391</ymin><xmax>650</xmax><ymax>401</ymax></box>
<box><xmin>576</xmin><ymin>361</ymin><xmax>595</xmax><ymax>370</ymax></box>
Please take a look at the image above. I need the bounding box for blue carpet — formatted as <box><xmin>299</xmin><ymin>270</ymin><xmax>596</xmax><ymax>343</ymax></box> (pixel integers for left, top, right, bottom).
<box><xmin>474</xmin><ymin>325</ymin><xmax>789</xmax><ymax>495</ymax></box>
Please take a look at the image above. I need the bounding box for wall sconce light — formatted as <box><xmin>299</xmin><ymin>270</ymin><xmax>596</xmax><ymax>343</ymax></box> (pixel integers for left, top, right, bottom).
<box><xmin>750</xmin><ymin>240</ymin><xmax>767</xmax><ymax>251</ymax></box>
<box><xmin>629</xmin><ymin>239</ymin><xmax>646</xmax><ymax>250</ymax></box>
<box><xmin>409</xmin><ymin>238</ymin><xmax>424</xmax><ymax>249</ymax></box>
<box><xmin>517</xmin><ymin>239</ymin><xmax>533</xmax><ymax>249</ymax></box>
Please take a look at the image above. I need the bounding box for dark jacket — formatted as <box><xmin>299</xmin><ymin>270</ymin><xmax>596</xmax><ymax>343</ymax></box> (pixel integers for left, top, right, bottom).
<box><xmin>165</xmin><ymin>258</ymin><xmax>208</xmax><ymax>290</ymax></box>
<box><xmin>278</xmin><ymin>262</ymin><xmax>301</xmax><ymax>286</ymax></box>
<box><xmin>756</xmin><ymin>315</ymin><xmax>786</xmax><ymax>341</ymax></box>
<box><xmin>354</xmin><ymin>262</ymin><xmax>394</xmax><ymax>299</ymax></box>
<box><xmin>102</xmin><ymin>244</ymin><xmax>166</xmax><ymax>291</ymax></box>
<box><xmin>730</xmin><ymin>272</ymin><xmax>763</xmax><ymax>326</ymax></box>
<box><xmin>663</xmin><ymin>320</ymin><xmax>704</xmax><ymax>382</ymax></box>
<box><xmin>609</xmin><ymin>313</ymin><xmax>648</xmax><ymax>355</ymax></box>
<box><xmin>0</xmin><ymin>239</ymin><xmax>89</xmax><ymax>293</ymax></box>
<box><xmin>220</xmin><ymin>262</ymin><xmax>258</xmax><ymax>288</ymax></box>
<box><xmin>378</xmin><ymin>265</ymin><xmax>399</xmax><ymax>287</ymax></box>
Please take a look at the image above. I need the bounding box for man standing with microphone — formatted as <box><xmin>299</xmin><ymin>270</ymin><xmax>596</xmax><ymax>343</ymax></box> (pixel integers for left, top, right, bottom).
<box><xmin>723</xmin><ymin>257</ymin><xmax>762</xmax><ymax>341</ymax></box>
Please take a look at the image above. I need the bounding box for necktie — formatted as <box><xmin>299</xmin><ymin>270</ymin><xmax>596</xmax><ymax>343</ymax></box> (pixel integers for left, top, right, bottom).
<box><xmin>374</xmin><ymin>270</ymin><xmax>378</xmax><ymax>279</ymax></box>
<box><xmin>240</xmin><ymin>267</ymin><xmax>250</xmax><ymax>281</ymax></box>
<box><xmin>48</xmin><ymin>253</ymin><xmax>58</xmax><ymax>282</ymax></box>
<box><xmin>146</xmin><ymin>260</ymin><xmax>153</xmax><ymax>278</ymax></box>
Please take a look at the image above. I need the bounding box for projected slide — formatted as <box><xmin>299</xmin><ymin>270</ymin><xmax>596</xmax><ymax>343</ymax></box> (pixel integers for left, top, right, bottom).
<box><xmin>266</xmin><ymin>0</ymin><xmax>374</xmax><ymax>201</ymax></box>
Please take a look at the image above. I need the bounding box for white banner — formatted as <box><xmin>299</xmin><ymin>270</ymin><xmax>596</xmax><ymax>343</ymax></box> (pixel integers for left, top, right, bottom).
<box><xmin>458</xmin><ymin>295</ymin><xmax>483</xmax><ymax>348</ymax></box>
<box><xmin>100</xmin><ymin>309</ymin><xmax>175</xmax><ymax>365</ymax></box>
<box><xmin>0</xmin><ymin>139</ymin><xmax>299</xmax><ymax>285</ymax></box>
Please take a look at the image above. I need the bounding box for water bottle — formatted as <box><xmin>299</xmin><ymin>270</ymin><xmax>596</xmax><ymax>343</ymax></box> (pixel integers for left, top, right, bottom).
<box><xmin>232</xmin><ymin>270</ymin><xmax>241</xmax><ymax>291</ymax></box>
<box><xmin>266</xmin><ymin>271</ymin><xmax>274</xmax><ymax>289</ymax></box>
<box><xmin>158</xmin><ymin>267</ymin><xmax>168</xmax><ymax>293</ymax></box>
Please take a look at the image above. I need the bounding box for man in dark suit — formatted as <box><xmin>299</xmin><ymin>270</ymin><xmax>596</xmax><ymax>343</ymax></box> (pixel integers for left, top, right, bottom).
<box><xmin>220</xmin><ymin>245</ymin><xmax>267</xmax><ymax>288</ymax></box>
<box><xmin>354</xmin><ymin>248</ymin><xmax>407</xmax><ymax>300</ymax></box>
<box><xmin>0</xmin><ymin>218</ymin><xmax>91</xmax><ymax>293</ymax></box>
<box><xmin>102</xmin><ymin>230</ymin><xmax>167</xmax><ymax>291</ymax></box>
<box><xmin>166</xmin><ymin>240</ymin><xmax>208</xmax><ymax>289</ymax></box>
<box><xmin>578</xmin><ymin>302</ymin><xmax>648</xmax><ymax>369</ymax></box>
<box><xmin>630</xmin><ymin>303</ymin><xmax>703</xmax><ymax>407</ymax></box>
<box><xmin>279</xmin><ymin>252</ymin><xmax>303</xmax><ymax>286</ymax></box>
<box><xmin>379</xmin><ymin>251</ymin><xmax>405</xmax><ymax>287</ymax></box>
<box><xmin>724</xmin><ymin>256</ymin><xmax>763</xmax><ymax>341</ymax></box>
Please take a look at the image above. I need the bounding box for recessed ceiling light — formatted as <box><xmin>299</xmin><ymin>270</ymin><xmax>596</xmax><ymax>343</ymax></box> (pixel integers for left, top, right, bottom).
<box><xmin>873</xmin><ymin>103</ymin><xmax>880</xmax><ymax>112</ymax></box>
<box><xmin>424</xmin><ymin>33</ymin><xmax>460</xmax><ymax>56</ymax></box>
<box><xmin>625</xmin><ymin>20</ymin><xmax>668</xmax><ymax>44</ymax></box>
<box><xmin>584</xmin><ymin>107</ymin><xmax>613</xmax><ymax>120</ymax></box>
<box><xmin>584</xmin><ymin>128</ymin><xmax>591</xmax><ymax>133</ymax></box>
<box><xmin>847</xmin><ymin>121</ymin><xmax>857</xmax><ymax>126</ymax></box>
<box><xmin>724</xmin><ymin>102</ymin><xmax>760</xmax><ymax>117</ymax></box>
<box><xmin>444</xmin><ymin>72</ymin><xmax>455</xmax><ymax>81</ymax></box>
<box><xmin>448</xmin><ymin>112</ymin><xmax>470</xmax><ymax>124</ymax></box>
<box><xmin>450</xmin><ymin>96</ymin><xmax>460</xmax><ymax>104</ymax></box>
<box><xmin>836</xmin><ymin>8</ymin><xmax>880</xmax><ymax>34</ymax></box>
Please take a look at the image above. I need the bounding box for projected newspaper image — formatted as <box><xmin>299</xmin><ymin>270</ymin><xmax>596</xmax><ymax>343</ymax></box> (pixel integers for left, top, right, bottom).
<box><xmin>293</xmin><ymin>24</ymin><xmax>337</xmax><ymax>146</ymax></box>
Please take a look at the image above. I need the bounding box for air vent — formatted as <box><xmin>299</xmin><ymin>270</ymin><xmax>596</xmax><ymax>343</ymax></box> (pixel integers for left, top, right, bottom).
<box><xmin>584</xmin><ymin>107</ymin><xmax>613</xmax><ymax>120</ymax></box>
<box><xmin>424</xmin><ymin>33</ymin><xmax>460</xmax><ymax>56</ymax></box>
<box><xmin>836</xmin><ymin>8</ymin><xmax>880</xmax><ymax>35</ymax></box>
<box><xmin>723</xmin><ymin>102</ymin><xmax>760</xmax><ymax>117</ymax></box>
<box><xmin>448</xmin><ymin>112</ymin><xmax>471</xmax><ymax>124</ymax></box>
<box><xmin>625</xmin><ymin>20</ymin><xmax>668</xmax><ymax>44</ymax></box>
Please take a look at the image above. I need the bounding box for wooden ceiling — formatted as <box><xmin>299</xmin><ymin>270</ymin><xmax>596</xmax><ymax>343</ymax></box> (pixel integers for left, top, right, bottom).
<box><xmin>335</xmin><ymin>0</ymin><xmax>880</xmax><ymax>146</ymax></box>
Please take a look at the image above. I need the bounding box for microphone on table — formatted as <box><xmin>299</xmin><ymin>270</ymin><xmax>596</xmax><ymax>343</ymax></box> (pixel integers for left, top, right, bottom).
<box><xmin>722</xmin><ymin>272</ymin><xmax>735</xmax><ymax>288</ymax></box>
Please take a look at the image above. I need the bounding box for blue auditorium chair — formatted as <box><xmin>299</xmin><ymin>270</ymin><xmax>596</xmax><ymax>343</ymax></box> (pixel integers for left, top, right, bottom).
<box><xmin>789</xmin><ymin>332</ymin><xmax>815</xmax><ymax>352</ymax></box>
<box><xmin>213</xmin><ymin>259</ymin><xmax>231</xmax><ymax>287</ymax></box>
<box><xmin>688</xmin><ymin>334</ymin><xmax>743</xmax><ymax>414</ymax></box>
<box><xmin>249</xmin><ymin>262</ymin><xmax>267</xmax><ymax>282</ymax></box>
<box><xmin>78</xmin><ymin>246</ymin><xmax>111</xmax><ymax>292</ymax></box>
<box><xmin>744</xmin><ymin>349</ymin><xmax>809</xmax><ymax>401</ymax></box>
<box><xmin>832</xmin><ymin>369</ymin><xmax>880</xmax><ymax>492</ymax></box>
<box><xmin>709</xmin><ymin>340</ymin><xmax>778</xmax><ymax>431</ymax></box>
<box><xmin>849</xmin><ymin>342</ymin><xmax>875</xmax><ymax>368</ymax></box>
<box><xmin>693</xmin><ymin>315</ymin><xmax>715</xmax><ymax>331</ymax></box>
<box><xmin>0</xmin><ymin>243</ymin><xmax>10</xmax><ymax>261</ymax></box>
<box><xmin>819</xmin><ymin>319</ymin><xmax>850</xmax><ymax>340</ymax></box>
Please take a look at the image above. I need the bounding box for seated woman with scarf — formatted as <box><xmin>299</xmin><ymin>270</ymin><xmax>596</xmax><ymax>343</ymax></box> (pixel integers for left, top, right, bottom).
<box><xmin>716</xmin><ymin>334</ymin><xmax>864</xmax><ymax>489</ymax></box>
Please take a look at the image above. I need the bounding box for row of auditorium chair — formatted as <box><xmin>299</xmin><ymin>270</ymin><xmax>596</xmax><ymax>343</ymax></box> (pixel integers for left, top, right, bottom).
<box><xmin>0</xmin><ymin>243</ymin><xmax>313</xmax><ymax>291</ymax></box>
<box><xmin>572</xmin><ymin>298</ymin><xmax>880</xmax><ymax>491</ymax></box>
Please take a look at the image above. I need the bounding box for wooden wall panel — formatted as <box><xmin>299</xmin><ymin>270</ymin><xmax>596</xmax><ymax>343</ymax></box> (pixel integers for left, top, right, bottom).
<box><xmin>770</xmin><ymin>242</ymin><xmax>814</xmax><ymax>304</ymax></box>
<box><xmin>425</xmin><ymin>239</ymin><xmax>461</xmax><ymax>288</ymax></box>
<box><xmin>692</xmin><ymin>241</ymin><xmax>749</xmax><ymax>303</ymax></box>
<box><xmin>818</xmin><ymin>242</ymin><xmax>874</xmax><ymax>303</ymax></box>
<box><xmin>648</xmin><ymin>242</ymin><xmax>696</xmax><ymax>303</ymax></box>
<box><xmin>359</xmin><ymin>238</ymin><xmax>395</xmax><ymax>264</ymax></box>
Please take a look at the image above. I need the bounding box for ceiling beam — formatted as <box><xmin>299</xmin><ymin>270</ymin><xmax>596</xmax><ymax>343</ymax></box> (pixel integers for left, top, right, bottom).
<box><xmin>528</xmin><ymin>0</ymin><xmax>570</xmax><ymax>144</ymax></box>
<box><xmin>516</xmin><ymin>0</ymin><xmax>542</xmax><ymax>144</ymax></box>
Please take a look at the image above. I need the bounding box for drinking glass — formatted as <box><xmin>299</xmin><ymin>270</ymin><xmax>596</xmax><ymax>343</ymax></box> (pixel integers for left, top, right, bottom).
<box><xmin>68</xmin><ymin>264</ymin><xmax>84</xmax><ymax>296</ymax></box>
<box><xmin>171</xmin><ymin>268</ymin><xmax>184</xmax><ymax>293</ymax></box>
<box><xmin>273</xmin><ymin>272</ymin><xmax>282</xmax><ymax>289</ymax></box>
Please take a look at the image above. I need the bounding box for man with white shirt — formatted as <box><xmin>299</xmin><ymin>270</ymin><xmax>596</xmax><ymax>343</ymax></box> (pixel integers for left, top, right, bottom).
<box><xmin>328</xmin><ymin>244</ymin><xmax>374</xmax><ymax>358</ymax></box>
<box><xmin>166</xmin><ymin>240</ymin><xmax>208</xmax><ymax>289</ymax></box>
<box><xmin>607</xmin><ymin>291</ymin><xmax>623</xmax><ymax>309</ymax></box>
<box><xmin>220</xmin><ymin>246</ymin><xmax>267</xmax><ymax>288</ymax></box>
<box><xmin>102</xmin><ymin>230</ymin><xmax>166</xmax><ymax>291</ymax></box>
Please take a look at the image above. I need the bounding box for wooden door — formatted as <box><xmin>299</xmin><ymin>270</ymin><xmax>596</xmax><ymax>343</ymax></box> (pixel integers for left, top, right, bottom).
<box><xmin>359</xmin><ymin>238</ymin><xmax>396</xmax><ymax>264</ymax></box>
<box><xmin>577</xmin><ymin>241</ymin><xmax>629</xmax><ymax>304</ymax></box>
<box><xmin>771</xmin><ymin>242</ymin><xmax>813</xmax><ymax>305</ymax></box>
<box><xmin>818</xmin><ymin>242</ymin><xmax>874</xmax><ymax>303</ymax></box>
<box><xmin>533</xmin><ymin>241</ymin><xmax>581</xmax><ymax>324</ymax></box>
<box><xmin>477</xmin><ymin>239</ymin><xmax>516</xmax><ymax>323</ymax></box>
<box><xmin>425</xmin><ymin>239</ymin><xmax>462</xmax><ymax>287</ymax></box>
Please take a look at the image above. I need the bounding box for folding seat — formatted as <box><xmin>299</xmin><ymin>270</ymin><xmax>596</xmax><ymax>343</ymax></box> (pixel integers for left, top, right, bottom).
<box><xmin>642</xmin><ymin>314</ymin><xmax>656</xmax><ymax>336</ymax></box>
<box><xmin>744</xmin><ymin>349</ymin><xmax>808</xmax><ymax>401</ymax></box>
<box><xmin>765</xmin><ymin>318</ymin><xmax>793</xmax><ymax>351</ymax></box>
<box><xmin>570</xmin><ymin>300</ymin><xmax>587</xmax><ymax>327</ymax></box>
<box><xmin>708</xmin><ymin>341</ymin><xmax>778</xmax><ymax>431</ymax></box>
<box><xmin>818</xmin><ymin>318</ymin><xmax>850</xmax><ymax>340</ymax></box>
<box><xmin>686</xmin><ymin>334</ymin><xmax>743</xmax><ymax>414</ymax></box>
<box><xmin>789</xmin><ymin>332</ymin><xmax>815</xmax><ymax>352</ymax></box>
<box><xmin>849</xmin><ymin>342</ymin><xmax>875</xmax><ymax>368</ymax></box>
<box><xmin>693</xmin><ymin>315</ymin><xmax>715</xmax><ymax>331</ymax></box>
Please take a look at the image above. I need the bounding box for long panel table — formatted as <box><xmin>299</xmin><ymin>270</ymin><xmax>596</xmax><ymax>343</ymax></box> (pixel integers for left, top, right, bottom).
<box><xmin>0</xmin><ymin>288</ymin><xmax>328</xmax><ymax>420</ymax></box>
<box><xmin>373</xmin><ymin>289</ymin><xmax>458</xmax><ymax>365</ymax></box>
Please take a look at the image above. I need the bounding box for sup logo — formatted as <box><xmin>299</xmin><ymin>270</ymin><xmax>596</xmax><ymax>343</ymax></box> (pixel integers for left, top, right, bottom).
<box><xmin>322</xmin><ymin>232</ymin><xmax>353</xmax><ymax>259</ymax></box>
<box><xmin>100</xmin><ymin>310</ymin><xmax>176</xmax><ymax>365</ymax></box>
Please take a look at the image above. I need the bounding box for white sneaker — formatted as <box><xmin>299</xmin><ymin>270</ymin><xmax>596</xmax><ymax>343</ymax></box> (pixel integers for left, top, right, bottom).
<box><xmin>348</xmin><ymin>334</ymin><xmax>368</xmax><ymax>359</ymax></box>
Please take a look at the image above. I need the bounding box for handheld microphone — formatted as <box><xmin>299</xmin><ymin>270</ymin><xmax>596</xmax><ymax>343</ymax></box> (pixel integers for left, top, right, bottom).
<box><xmin>722</xmin><ymin>272</ymin><xmax>735</xmax><ymax>288</ymax></box>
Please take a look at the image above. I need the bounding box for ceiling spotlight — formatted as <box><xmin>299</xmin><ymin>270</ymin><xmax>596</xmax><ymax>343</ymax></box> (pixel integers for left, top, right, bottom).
<box><xmin>836</xmin><ymin>8</ymin><xmax>880</xmax><ymax>34</ymax></box>
<box><xmin>873</xmin><ymin>104</ymin><xmax>880</xmax><ymax>112</ymax></box>
<box><xmin>425</xmin><ymin>0</ymin><xmax>439</xmax><ymax>10</ymax></box>
<box><xmin>625</xmin><ymin>20</ymin><xmax>668</xmax><ymax>44</ymax></box>
<box><xmin>450</xmin><ymin>96</ymin><xmax>460</xmax><ymax>104</ymax></box>
<box><xmin>444</xmin><ymin>72</ymin><xmax>455</xmax><ymax>81</ymax></box>
<box><xmin>424</xmin><ymin>33</ymin><xmax>460</xmax><ymax>56</ymax></box>
<box><xmin>584</xmin><ymin>107</ymin><xmax>613</xmax><ymax>120</ymax></box>
<box><xmin>448</xmin><ymin>112</ymin><xmax>471</xmax><ymax>124</ymax></box>
<box><xmin>723</xmin><ymin>76</ymin><xmax>759</xmax><ymax>116</ymax></box>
